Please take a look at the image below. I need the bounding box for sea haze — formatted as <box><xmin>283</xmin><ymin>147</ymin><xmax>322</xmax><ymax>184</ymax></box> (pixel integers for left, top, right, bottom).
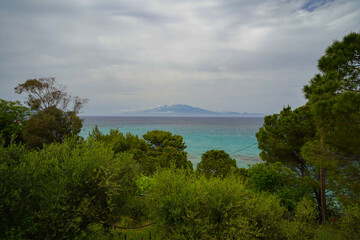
<box><xmin>120</xmin><ymin>104</ymin><xmax>265</xmax><ymax>117</ymax></box>
<box><xmin>80</xmin><ymin>116</ymin><xmax>264</xmax><ymax>168</ymax></box>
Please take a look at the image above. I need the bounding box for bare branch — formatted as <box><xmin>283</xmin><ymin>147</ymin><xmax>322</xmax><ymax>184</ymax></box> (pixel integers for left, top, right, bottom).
<box><xmin>14</xmin><ymin>77</ymin><xmax>88</xmax><ymax>113</ymax></box>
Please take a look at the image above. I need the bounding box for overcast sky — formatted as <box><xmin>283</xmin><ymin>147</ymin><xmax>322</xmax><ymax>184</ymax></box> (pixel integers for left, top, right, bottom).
<box><xmin>0</xmin><ymin>0</ymin><xmax>359</xmax><ymax>115</ymax></box>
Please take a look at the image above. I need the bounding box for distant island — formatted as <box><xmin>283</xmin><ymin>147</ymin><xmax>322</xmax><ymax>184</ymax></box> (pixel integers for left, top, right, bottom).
<box><xmin>120</xmin><ymin>104</ymin><xmax>264</xmax><ymax>117</ymax></box>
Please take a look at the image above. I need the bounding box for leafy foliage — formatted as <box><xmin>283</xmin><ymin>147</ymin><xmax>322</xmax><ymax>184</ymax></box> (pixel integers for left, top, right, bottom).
<box><xmin>283</xmin><ymin>197</ymin><xmax>319</xmax><ymax>240</ymax></box>
<box><xmin>248</xmin><ymin>162</ymin><xmax>313</xmax><ymax>211</ymax></box>
<box><xmin>0</xmin><ymin>99</ymin><xmax>30</xmax><ymax>146</ymax></box>
<box><xmin>196</xmin><ymin>150</ymin><xmax>237</xmax><ymax>178</ymax></box>
<box><xmin>150</xmin><ymin>169</ymin><xmax>287</xmax><ymax>239</ymax></box>
<box><xmin>338</xmin><ymin>203</ymin><xmax>360</xmax><ymax>239</ymax></box>
<box><xmin>90</xmin><ymin>128</ymin><xmax>193</xmax><ymax>174</ymax></box>
<box><xmin>143</xmin><ymin>130</ymin><xmax>186</xmax><ymax>152</ymax></box>
<box><xmin>136</xmin><ymin>174</ymin><xmax>156</xmax><ymax>196</ymax></box>
<box><xmin>0</xmin><ymin>137</ymin><xmax>139</xmax><ymax>239</ymax></box>
<box><xmin>255</xmin><ymin>106</ymin><xmax>322</xmax><ymax>214</ymax></box>
<box><xmin>256</xmin><ymin>105</ymin><xmax>316</xmax><ymax>176</ymax></box>
<box><xmin>143</xmin><ymin>130</ymin><xmax>192</xmax><ymax>171</ymax></box>
<box><xmin>23</xmin><ymin>106</ymin><xmax>83</xmax><ymax>149</ymax></box>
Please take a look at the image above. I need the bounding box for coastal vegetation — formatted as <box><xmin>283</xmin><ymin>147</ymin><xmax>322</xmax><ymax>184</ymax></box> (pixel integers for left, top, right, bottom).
<box><xmin>0</xmin><ymin>32</ymin><xmax>359</xmax><ymax>239</ymax></box>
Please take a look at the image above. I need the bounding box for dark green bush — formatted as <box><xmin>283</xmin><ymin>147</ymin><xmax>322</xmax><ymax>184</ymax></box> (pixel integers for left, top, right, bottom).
<box><xmin>248</xmin><ymin>162</ymin><xmax>312</xmax><ymax>211</ymax></box>
<box><xmin>0</xmin><ymin>137</ymin><xmax>139</xmax><ymax>239</ymax></box>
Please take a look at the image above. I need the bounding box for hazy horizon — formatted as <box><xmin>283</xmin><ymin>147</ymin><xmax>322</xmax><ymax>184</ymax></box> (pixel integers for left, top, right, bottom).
<box><xmin>79</xmin><ymin>103</ymin><xmax>265</xmax><ymax>116</ymax></box>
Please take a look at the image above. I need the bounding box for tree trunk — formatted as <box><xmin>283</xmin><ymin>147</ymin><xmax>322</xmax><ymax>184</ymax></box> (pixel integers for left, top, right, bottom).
<box><xmin>314</xmin><ymin>189</ymin><xmax>321</xmax><ymax>218</ymax></box>
<box><xmin>320</xmin><ymin>167</ymin><xmax>326</xmax><ymax>224</ymax></box>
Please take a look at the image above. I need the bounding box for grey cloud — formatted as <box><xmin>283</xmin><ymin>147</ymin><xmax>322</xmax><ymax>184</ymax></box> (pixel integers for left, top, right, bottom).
<box><xmin>0</xmin><ymin>0</ymin><xmax>359</xmax><ymax>115</ymax></box>
<box><xmin>0</xmin><ymin>0</ymin><xmax>78</xmax><ymax>15</ymax></box>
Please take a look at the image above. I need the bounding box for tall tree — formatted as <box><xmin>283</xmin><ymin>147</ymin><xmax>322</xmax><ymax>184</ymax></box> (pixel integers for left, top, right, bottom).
<box><xmin>15</xmin><ymin>78</ymin><xmax>88</xmax><ymax>148</ymax></box>
<box><xmin>256</xmin><ymin>106</ymin><xmax>320</xmax><ymax>211</ymax></box>
<box><xmin>303</xmin><ymin>32</ymin><xmax>360</xmax><ymax>223</ymax></box>
<box><xmin>256</xmin><ymin>105</ymin><xmax>316</xmax><ymax>177</ymax></box>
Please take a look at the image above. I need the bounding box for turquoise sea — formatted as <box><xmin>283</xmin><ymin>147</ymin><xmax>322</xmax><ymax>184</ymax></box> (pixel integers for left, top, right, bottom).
<box><xmin>80</xmin><ymin>116</ymin><xmax>264</xmax><ymax>168</ymax></box>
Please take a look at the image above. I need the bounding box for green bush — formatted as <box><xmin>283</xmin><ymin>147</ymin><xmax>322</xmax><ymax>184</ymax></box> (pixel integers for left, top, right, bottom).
<box><xmin>0</xmin><ymin>98</ymin><xmax>30</xmax><ymax>146</ymax></box>
<box><xmin>136</xmin><ymin>175</ymin><xmax>156</xmax><ymax>196</ymax></box>
<box><xmin>338</xmin><ymin>203</ymin><xmax>360</xmax><ymax>240</ymax></box>
<box><xmin>284</xmin><ymin>197</ymin><xmax>318</xmax><ymax>240</ymax></box>
<box><xmin>248</xmin><ymin>162</ymin><xmax>312</xmax><ymax>211</ymax></box>
<box><xmin>0</xmin><ymin>137</ymin><xmax>139</xmax><ymax>239</ymax></box>
<box><xmin>150</xmin><ymin>169</ymin><xmax>287</xmax><ymax>239</ymax></box>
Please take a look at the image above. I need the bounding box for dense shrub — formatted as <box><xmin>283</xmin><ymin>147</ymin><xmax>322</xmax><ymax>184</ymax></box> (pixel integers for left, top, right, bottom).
<box><xmin>150</xmin><ymin>169</ymin><xmax>287</xmax><ymax>239</ymax></box>
<box><xmin>284</xmin><ymin>197</ymin><xmax>319</xmax><ymax>240</ymax></box>
<box><xmin>248</xmin><ymin>162</ymin><xmax>313</xmax><ymax>211</ymax></box>
<box><xmin>338</xmin><ymin>203</ymin><xmax>360</xmax><ymax>240</ymax></box>
<box><xmin>0</xmin><ymin>137</ymin><xmax>139</xmax><ymax>239</ymax></box>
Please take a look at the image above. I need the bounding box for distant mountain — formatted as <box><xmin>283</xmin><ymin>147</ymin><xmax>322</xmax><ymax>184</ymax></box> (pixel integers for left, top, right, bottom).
<box><xmin>121</xmin><ymin>104</ymin><xmax>264</xmax><ymax>117</ymax></box>
<box><xmin>143</xmin><ymin>104</ymin><xmax>217</xmax><ymax>115</ymax></box>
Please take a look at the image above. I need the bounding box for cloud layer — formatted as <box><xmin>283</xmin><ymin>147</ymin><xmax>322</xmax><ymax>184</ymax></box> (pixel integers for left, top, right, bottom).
<box><xmin>1</xmin><ymin>0</ymin><xmax>359</xmax><ymax>115</ymax></box>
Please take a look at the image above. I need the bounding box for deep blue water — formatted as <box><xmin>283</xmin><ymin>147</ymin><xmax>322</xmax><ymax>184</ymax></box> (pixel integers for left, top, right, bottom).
<box><xmin>79</xmin><ymin>116</ymin><xmax>264</xmax><ymax>168</ymax></box>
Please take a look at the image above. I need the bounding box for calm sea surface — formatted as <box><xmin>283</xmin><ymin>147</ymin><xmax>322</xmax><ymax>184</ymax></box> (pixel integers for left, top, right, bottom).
<box><xmin>80</xmin><ymin>116</ymin><xmax>264</xmax><ymax>168</ymax></box>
